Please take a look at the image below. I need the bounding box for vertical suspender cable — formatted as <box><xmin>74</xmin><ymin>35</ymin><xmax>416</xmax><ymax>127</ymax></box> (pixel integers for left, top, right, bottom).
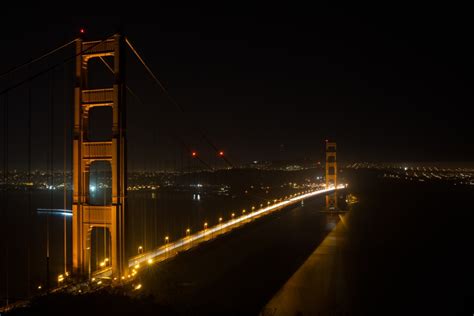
<box><xmin>143</xmin><ymin>115</ymin><xmax>147</xmax><ymax>251</ymax></box>
<box><xmin>3</xmin><ymin>92</ymin><xmax>9</xmax><ymax>307</ymax></box>
<box><xmin>27</xmin><ymin>63</ymin><xmax>32</xmax><ymax>297</ymax></box>
<box><xmin>63</xmin><ymin>64</ymin><xmax>67</xmax><ymax>274</ymax></box>
<box><xmin>46</xmin><ymin>70</ymin><xmax>53</xmax><ymax>292</ymax></box>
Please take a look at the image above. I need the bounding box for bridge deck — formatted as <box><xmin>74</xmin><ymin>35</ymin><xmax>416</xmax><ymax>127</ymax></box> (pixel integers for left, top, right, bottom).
<box><xmin>94</xmin><ymin>185</ymin><xmax>345</xmax><ymax>279</ymax></box>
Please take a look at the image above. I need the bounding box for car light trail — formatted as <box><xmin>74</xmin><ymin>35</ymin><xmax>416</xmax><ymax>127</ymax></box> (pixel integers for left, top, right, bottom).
<box><xmin>37</xmin><ymin>208</ymin><xmax>73</xmax><ymax>217</ymax></box>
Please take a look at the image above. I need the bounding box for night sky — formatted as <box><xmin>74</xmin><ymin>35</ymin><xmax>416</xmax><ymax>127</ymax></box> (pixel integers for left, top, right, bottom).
<box><xmin>0</xmin><ymin>5</ymin><xmax>473</xmax><ymax>167</ymax></box>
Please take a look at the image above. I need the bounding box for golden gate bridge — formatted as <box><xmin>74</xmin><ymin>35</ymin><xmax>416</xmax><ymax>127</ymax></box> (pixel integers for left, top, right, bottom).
<box><xmin>0</xmin><ymin>29</ymin><xmax>343</xmax><ymax>310</ymax></box>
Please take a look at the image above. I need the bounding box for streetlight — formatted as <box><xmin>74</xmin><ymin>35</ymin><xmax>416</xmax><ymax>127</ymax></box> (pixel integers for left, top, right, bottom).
<box><xmin>242</xmin><ymin>209</ymin><xmax>246</xmax><ymax>215</ymax></box>
<box><xmin>57</xmin><ymin>274</ymin><xmax>64</xmax><ymax>286</ymax></box>
<box><xmin>219</xmin><ymin>217</ymin><xmax>223</xmax><ymax>224</ymax></box>
<box><xmin>204</xmin><ymin>222</ymin><xmax>208</xmax><ymax>230</ymax></box>
<box><xmin>164</xmin><ymin>236</ymin><xmax>169</xmax><ymax>258</ymax></box>
<box><xmin>231</xmin><ymin>213</ymin><xmax>235</xmax><ymax>219</ymax></box>
<box><xmin>251</xmin><ymin>206</ymin><xmax>255</xmax><ymax>211</ymax></box>
<box><xmin>138</xmin><ymin>246</ymin><xmax>143</xmax><ymax>254</ymax></box>
<box><xmin>186</xmin><ymin>228</ymin><xmax>192</xmax><ymax>247</ymax></box>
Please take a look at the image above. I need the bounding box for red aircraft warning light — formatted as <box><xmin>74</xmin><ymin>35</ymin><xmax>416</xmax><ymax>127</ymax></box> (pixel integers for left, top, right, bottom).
<box><xmin>219</xmin><ymin>151</ymin><xmax>224</xmax><ymax>157</ymax></box>
<box><xmin>80</xmin><ymin>28</ymin><xmax>85</xmax><ymax>34</ymax></box>
<box><xmin>192</xmin><ymin>151</ymin><xmax>197</xmax><ymax>157</ymax></box>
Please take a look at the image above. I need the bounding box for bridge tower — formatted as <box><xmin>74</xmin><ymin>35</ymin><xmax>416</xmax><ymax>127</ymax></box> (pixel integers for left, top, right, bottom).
<box><xmin>325</xmin><ymin>141</ymin><xmax>337</xmax><ymax>210</ymax></box>
<box><xmin>72</xmin><ymin>34</ymin><xmax>127</xmax><ymax>278</ymax></box>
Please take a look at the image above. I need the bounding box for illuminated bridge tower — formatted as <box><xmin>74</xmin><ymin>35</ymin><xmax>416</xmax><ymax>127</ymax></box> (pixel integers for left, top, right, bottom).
<box><xmin>325</xmin><ymin>141</ymin><xmax>337</xmax><ymax>210</ymax></box>
<box><xmin>72</xmin><ymin>34</ymin><xmax>127</xmax><ymax>278</ymax></box>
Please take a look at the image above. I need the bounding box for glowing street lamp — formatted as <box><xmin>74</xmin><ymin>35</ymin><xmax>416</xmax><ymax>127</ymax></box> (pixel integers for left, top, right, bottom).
<box><xmin>186</xmin><ymin>228</ymin><xmax>191</xmax><ymax>236</ymax></box>
<box><xmin>231</xmin><ymin>213</ymin><xmax>235</xmax><ymax>219</ymax></box>
<box><xmin>164</xmin><ymin>236</ymin><xmax>170</xmax><ymax>258</ymax></box>
<box><xmin>219</xmin><ymin>217</ymin><xmax>223</xmax><ymax>224</ymax></box>
<box><xmin>57</xmin><ymin>274</ymin><xmax>64</xmax><ymax>285</ymax></box>
<box><xmin>138</xmin><ymin>246</ymin><xmax>143</xmax><ymax>254</ymax></box>
<box><xmin>204</xmin><ymin>222</ymin><xmax>208</xmax><ymax>230</ymax></box>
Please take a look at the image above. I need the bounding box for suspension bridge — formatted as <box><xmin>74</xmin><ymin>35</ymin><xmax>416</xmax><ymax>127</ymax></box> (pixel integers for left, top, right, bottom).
<box><xmin>0</xmin><ymin>30</ymin><xmax>344</xmax><ymax>309</ymax></box>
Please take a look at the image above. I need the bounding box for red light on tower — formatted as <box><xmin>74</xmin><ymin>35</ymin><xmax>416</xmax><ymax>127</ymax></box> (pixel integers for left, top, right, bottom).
<box><xmin>80</xmin><ymin>28</ymin><xmax>85</xmax><ymax>34</ymax></box>
<box><xmin>192</xmin><ymin>151</ymin><xmax>197</xmax><ymax>157</ymax></box>
<box><xmin>219</xmin><ymin>151</ymin><xmax>224</xmax><ymax>157</ymax></box>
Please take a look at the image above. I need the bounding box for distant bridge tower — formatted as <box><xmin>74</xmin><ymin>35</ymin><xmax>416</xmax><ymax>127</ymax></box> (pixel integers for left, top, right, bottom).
<box><xmin>325</xmin><ymin>141</ymin><xmax>337</xmax><ymax>209</ymax></box>
<box><xmin>72</xmin><ymin>34</ymin><xmax>127</xmax><ymax>278</ymax></box>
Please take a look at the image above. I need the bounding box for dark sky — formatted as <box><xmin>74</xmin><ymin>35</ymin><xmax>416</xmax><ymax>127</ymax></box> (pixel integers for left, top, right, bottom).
<box><xmin>0</xmin><ymin>4</ymin><xmax>473</xmax><ymax>168</ymax></box>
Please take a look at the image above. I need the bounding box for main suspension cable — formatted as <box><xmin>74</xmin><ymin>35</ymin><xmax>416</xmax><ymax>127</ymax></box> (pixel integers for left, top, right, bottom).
<box><xmin>0</xmin><ymin>34</ymin><xmax>116</xmax><ymax>97</ymax></box>
<box><xmin>99</xmin><ymin>56</ymin><xmax>214</xmax><ymax>171</ymax></box>
<box><xmin>124</xmin><ymin>37</ymin><xmax>234</xmax><ymax>168</ymax></box>
<box><xmin>0</xmin><ymin>39</ymin><xmax>77</xmax><ymax>80</ymax></box>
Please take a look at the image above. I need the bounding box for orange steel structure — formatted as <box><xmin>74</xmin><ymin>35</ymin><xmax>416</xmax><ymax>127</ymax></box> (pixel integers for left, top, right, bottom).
<box><xmin>325</xmin><ymin>141</ymin><xmax>337</xmax><ymax>209</ymax></box>
<box><xmin>72</xmin><ymin>34</ymin><xmax>127</xmax><ymax>278</ymax></box>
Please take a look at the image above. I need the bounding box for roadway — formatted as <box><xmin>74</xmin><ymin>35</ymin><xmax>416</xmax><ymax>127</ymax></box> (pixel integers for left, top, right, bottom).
<box><xmin>127</xmin><ymin>185</ymin><xmax>345</xmax><ymax>271</ymax></box>
<box><xmin>133</xmin><ymin>187</ymin><xmax>344</xmax><ymax>314</ymax></box>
